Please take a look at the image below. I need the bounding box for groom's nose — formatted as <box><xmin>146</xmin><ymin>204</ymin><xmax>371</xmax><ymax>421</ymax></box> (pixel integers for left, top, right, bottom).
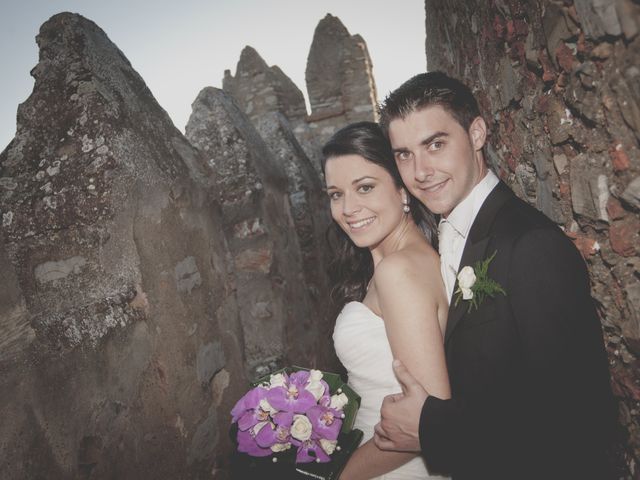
<box><xmin>414</xmin><ymin>153</ymin><xmax>435</xmax><ymax>182</ymax></box>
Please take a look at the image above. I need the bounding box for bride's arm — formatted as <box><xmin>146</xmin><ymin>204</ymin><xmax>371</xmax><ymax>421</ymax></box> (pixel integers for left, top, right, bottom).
<box><xmin>377</xmin><ymin>253</ymin><xmax>451</xmax><ymax>400</ymax></box>
<box><xmin>339</xmin><ymin>254</ymin><xmax>450</xmax><ymax>480</ymax></box>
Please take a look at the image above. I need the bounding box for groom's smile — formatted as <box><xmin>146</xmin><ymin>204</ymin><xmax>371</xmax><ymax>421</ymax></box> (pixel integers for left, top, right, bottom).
<box><xmin>388</xmin><ymin>105</ymin><xmax>487</xmax><ymax>218</ymax></box>
<box><xmin>418</xmin><ymin>178</ymin><xmax>450</xmax><ymax>193</ymax></box>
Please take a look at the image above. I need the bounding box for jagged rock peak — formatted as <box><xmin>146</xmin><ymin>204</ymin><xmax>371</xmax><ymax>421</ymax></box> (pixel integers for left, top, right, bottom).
<box><xmin>238</xmin><ymin>45</ymin><xmax>270</xmax><ymax>70</ymax></box>
<box><xmin>305</xmin><ymin>13</ymin><xmax>378</xmax><ymax>145</ymax></box>
<box><xmin>0</xmin><ymin>10</ymin><xmax>212</xmax><ymax>352</ymax></box>
<box><xmin>315</xmin><ymin>13</ymin><xmax>351</xmax><ymax>37</ymax></box>
<box><xmin>0</xmin><ymin>11</ymin><xmax>245</xmax><ymax>477</ymax></box>
<box><xmin>223</xmin><ymin>45</ymin><xmax>307</xmax><ymax>124</ymax></box>
<box><xmin>20</xmin><ymin>12</ymin><xmax>204</xmax><ymax>182</ymax></box>
<box><xmin>33</xmin><ymin>13</ymin><xmax>169</xmax><ymax>129</ymax></box>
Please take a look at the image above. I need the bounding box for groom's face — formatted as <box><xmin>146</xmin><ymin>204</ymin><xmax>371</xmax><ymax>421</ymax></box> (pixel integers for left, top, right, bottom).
<box><xmin>388</xmin><ymin>105</ymin><xmax>487</xmax><ymax>218</ymax></box>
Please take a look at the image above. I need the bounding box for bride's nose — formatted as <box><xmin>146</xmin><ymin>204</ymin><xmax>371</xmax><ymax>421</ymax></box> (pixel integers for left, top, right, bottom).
<box><xmin>342</xmin><ymin>192</ymin><xmax>361</xmax><ymax>216</ymax></box>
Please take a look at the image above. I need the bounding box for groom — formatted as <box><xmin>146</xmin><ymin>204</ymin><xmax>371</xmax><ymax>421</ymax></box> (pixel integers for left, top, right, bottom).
<box><xmin>373</xmin><ymin>72</ymin><xmax>616</xmax><ymax>478</ymax></box>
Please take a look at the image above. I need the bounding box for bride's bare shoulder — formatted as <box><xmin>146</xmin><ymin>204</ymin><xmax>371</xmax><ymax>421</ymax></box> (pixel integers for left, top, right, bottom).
<box><xmin>372</xmin><ymin>243</ymin><xmax>441</xmax><ymax>290</ymax></box>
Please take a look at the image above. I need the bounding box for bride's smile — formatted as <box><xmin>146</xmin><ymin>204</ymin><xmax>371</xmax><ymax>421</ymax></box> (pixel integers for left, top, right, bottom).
<box><xmin>324</xmin><ymin>153</ymin><xmax>410</xmax><ymax>254</ymax></box>
<box><xmin>347</xmin><ymin>216</ymin><xmax>376</xmax><ymax>231</ymax></box>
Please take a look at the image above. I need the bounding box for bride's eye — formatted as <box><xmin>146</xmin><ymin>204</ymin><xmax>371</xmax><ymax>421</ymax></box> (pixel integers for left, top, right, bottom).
<box><xmin>328</xmin><ymin>191</ymin><xmax>342</xmax><ymax>200</ymax></box>
<box><xmin>358</xmin><ymin>184</ymin><xmax>375</xmax><ymax>194</ymax></box>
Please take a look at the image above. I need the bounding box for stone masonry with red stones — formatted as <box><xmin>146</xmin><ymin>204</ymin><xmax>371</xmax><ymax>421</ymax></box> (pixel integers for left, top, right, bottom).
<box><xmin>425</xmin><ymin>0</ymin><xmax>640</xmax><ymax>475</ymax></box>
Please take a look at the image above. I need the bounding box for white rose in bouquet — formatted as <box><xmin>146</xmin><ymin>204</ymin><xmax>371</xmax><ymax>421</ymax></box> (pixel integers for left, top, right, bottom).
<box><xmin>306</xmin><ymin>369</ymin><xmax>325</xmax><ymax>401</ymax></box>
<box><xmin>291</xmin><ymin>414</ymin><xmax>313</xmax><ymax>442</ymax></box>
<box><xmin>269</xmin><ymin>373</ymin><xmax>287</xmax><ymax>388</ymax></box>
<box><xmin>320</xmin><ymin>439</ymin><xmax>337</xmax><ymax>455</ymax></box>
<box><xmin>271</xmin><ymin>442</ymin><xmax>291</xmax><ymax>452</ymax></box>
<box><xmin>330</xmin><ymin>392</ymin><xmax>349</xmax><ymax>410</ymax></box>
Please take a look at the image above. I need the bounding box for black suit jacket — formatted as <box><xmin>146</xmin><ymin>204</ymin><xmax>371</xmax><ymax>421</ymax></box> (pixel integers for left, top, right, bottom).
<box><xmin>420</xmin><ymin>181</ymin><xmax>616</xmax><ymax>479</ymax></box>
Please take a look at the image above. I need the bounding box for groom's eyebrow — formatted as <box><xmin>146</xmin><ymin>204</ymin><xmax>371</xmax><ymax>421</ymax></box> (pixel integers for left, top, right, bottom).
<box><xmin>391</xmin><ymin>132</ymin><xmax>448</xmax><ymax>154</ymax></box>
<box><xmin>420</xmin><ymin>131</ymin><xmax>449</xmax><ymax>146</ymax></box>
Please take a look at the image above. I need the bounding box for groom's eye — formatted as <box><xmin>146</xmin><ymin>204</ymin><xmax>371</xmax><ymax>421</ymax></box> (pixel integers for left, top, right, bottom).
<box><xmin>429</xmin><ymin>140</ymin><xmax>444</xmax><ymax>151</ymax></box>
<box><xmin>395</xmin><ymin>151</ymin><xmax>411</xmax><ymax>161</ymax></box>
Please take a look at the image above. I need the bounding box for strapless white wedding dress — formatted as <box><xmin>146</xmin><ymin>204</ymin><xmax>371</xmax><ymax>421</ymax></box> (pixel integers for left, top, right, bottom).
<box><xmin>333</xmin><ymin>301</ymin><xmax>449</xmax><ymax>480</ymax></box>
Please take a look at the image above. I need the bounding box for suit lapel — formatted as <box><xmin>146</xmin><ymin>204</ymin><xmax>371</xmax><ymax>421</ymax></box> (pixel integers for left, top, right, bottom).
<box><xmin>444</xmin><ymin>181</ymin><xmax>513</xmax><ymax>344</ymax></box>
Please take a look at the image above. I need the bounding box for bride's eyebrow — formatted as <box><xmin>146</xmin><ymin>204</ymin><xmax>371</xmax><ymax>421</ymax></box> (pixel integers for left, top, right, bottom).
<box><xmin>352</xmin><ymin>176</ymin><xmax>378</xmax><ymax>184</ymax></box>
<box><xmin>325</xmin><ymin>175</ymin><xmax>379</xmax><ymax>190</ymax></box>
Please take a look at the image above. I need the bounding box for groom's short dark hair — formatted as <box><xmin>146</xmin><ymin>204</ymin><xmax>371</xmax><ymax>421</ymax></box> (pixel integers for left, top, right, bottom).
<box><xmin>379</xmin><ymin>72</ymin><xmax>481</xmax><ymax>133</ymax></box>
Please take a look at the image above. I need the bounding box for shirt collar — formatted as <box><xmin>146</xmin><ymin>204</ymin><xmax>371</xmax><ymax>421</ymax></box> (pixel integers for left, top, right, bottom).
<box><xmin>439</xmin><ymin>170</ymin><xmax>499</xmax><ymax>240</ymax></box>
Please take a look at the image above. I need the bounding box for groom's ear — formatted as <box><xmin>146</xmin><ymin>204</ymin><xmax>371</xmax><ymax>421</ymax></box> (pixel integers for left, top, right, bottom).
<box><xmin>468</xmin><ymin>116</ymin><xmax>487</xmax><ymax>151</ymax></box>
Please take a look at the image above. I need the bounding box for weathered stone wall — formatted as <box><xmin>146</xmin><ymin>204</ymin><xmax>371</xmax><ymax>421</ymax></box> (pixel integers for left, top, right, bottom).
<box><xmin>223</xmin><ymin>15</ymin><xmax>379</xmax><ymax>174</ymax></box>
<box><xmin>185</xmin><ymin>88</ymin><xmax>335</xmax><ymax>379</ymax></box>
<box><xmin>306</xmin><ymin>14</ymin><xmax>379</xmax><ymax>146</ymax></box>
<box><xmin>424</xmin><ymin>0</ymin><xmax>640</xmax><ymax>474</ymax></box>
<box><xmin>253</xmin><ymin>111</ymin><xmax>334</xmax><ymax>346</ymax></box>
<box><xmin>222</xmin><ymin>46</ymin><xmax>324</xmax><ymax>177</ymax></box>
<box><xmin>0</xmin><ymin>12</ymin><xmax>336</xmax><ymax>479</ymax></box>
<box><xmin>223</xmin><ymin>46</ymin><xmax>308</xmax><ymax>126</ymax></box>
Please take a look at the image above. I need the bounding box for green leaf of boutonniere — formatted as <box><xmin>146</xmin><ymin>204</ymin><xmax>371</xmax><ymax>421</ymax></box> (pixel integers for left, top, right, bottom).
<box><xmin>454</xmin><ymin>250</ymin><xmax>506</xmax><ymax>313</ymax></box>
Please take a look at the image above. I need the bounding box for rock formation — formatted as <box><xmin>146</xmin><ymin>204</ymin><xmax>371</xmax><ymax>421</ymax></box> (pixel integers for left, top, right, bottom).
<box><xmin>223</xmin><ymin>45</ymin><xmax>307</xmax><ymax>125</ymax></box>
<box><xmin>223</xmin><ymin>46</ymin><xmax>323</xmax><ymax>175</ymax></box>
<box><xmin>424</xmin><ymin>0</ymin><xmax>640</xmax><ymax>474</ymax></box>
<box><xmin>305</xmin><ymin>14</ymin><xmax>379</xmax><ymax>146</ymax></box>
<box><xmin>254</xmin><ymin>112</ymin><xmax>333</xmax><ymax>332</ymax></box>
<box><xmin>223</xmin><ymin>15</ymin><xmax>379</xmax><ymax>175</ymax></box>
<box><xmin>0</xmin><ymin>11</ymin><xmax>345</xmax><ymax>478</ymax></box>
<box><xmin>0</xmin><ymin>12</ymin><xmax>247</xmax><ymax>478</ymax></box>
<box><xmin>185</xmin><ymin>88</ymin><xmax>334</xmax><ymax>378</ymax></box>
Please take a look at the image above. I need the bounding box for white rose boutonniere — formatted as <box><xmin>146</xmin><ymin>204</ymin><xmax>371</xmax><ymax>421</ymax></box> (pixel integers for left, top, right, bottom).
<box><xmin>457</xmin><ymin>266</ymin><xmax>476</xmax><ymax>300</ymax></box>
<box><xmin>454</xmin><ymin>251</ymin><xmax>506</xmax><ymax>312</ymax></box>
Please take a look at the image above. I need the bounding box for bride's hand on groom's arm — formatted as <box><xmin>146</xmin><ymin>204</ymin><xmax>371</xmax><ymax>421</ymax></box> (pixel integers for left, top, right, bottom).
<box><xmin>373</xmin><ymin>359</ymin><xmax>428</xmax><ymax>453</ymax></box>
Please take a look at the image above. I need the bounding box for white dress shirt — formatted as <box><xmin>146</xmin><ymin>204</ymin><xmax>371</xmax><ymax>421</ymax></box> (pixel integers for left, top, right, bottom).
<box><xmin>438</xmin><ymin>170</ymin><xmax>499</xmax><ymax>302</ymax></box>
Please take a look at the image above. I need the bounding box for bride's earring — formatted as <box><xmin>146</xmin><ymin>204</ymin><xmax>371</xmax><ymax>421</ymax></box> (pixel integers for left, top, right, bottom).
<box><xmin>401</xmin><ymin>190</ymin><xmax>410</xmax><ymax>213</ymax></box>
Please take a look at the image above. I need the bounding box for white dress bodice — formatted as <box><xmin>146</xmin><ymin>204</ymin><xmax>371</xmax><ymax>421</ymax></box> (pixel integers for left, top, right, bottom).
<box><xmin>333</xmin><ymin>301</ymin><xmax>449</xmax><ymax>479</ymax></box>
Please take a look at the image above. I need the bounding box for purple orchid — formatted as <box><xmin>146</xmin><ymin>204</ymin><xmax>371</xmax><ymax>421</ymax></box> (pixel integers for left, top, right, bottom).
<box><xmin>230</xmin><ymin>387</ymin><xmax>275</xmax><ymax>432</ymax></box>
<box><xmin>307</xmin><ymin>405</ymin><xmax>342</xmax><ymax>441</ymax></box>
<box><xmin>255</xmin><ymin>421</ymin><xmax>291</xmax><ymax>449</ymax></box>
<box><xmin>288</xmin><ymin>370</ymin><xmax>310</xmax><ymax>386</ymax></box>
<box><xmin>272</xmin><ymin>410</ymin><xmax>294</xmax><ymax>428</ymax></box>
<box><xmin>237</xmin><ymin>427</ymin><xmax>273</xmax><ymax>457</ymax></box>
<box><xmin>291</xmin><ymin>437</ymin><xmax>331</xmax><ymax>463</ymax></box>
<box><xmin>231</xmin><ymin>386</ymin><xmax>268</xmax><ymax>423</ymax></box>
<box><xmin>266</xmin><ymin>379</ymin><xmax>316</xmax><ymax>414</ymax></box>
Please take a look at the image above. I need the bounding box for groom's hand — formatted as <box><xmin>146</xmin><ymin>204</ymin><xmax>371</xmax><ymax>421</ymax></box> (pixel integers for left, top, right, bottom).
<box><xmin>374</xmin><ymin>359</ymin><xmax>427</xmax><ymax>453</ymax></box>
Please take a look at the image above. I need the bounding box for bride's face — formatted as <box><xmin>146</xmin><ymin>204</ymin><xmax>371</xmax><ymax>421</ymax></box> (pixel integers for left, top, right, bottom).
<box><xmin>324</xmin><ymin>154</ymin><xmax>407</xmax><ymax>250</ymax></box>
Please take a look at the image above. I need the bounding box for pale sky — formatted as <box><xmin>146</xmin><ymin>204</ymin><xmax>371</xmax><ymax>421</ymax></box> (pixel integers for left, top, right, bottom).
<box><xmin>0</xmin><ymin>0</ymin><xmax>426</xmax><ymax>150</ymax></box>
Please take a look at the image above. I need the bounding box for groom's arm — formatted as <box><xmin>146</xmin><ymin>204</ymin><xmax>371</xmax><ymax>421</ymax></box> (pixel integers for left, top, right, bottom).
<box><xmin>502</xmin><ymin>227</ymin><xmax>614</xmax><ymax>469</ymax></box>
<box><xmin>418</xmin><ymin>393</ymin><xmax>461</xmax><ymax>473</ymax></box>
<box><xmin>418</xmin><ymin>226</ymin><xmax>614</xmax><ymax>474</ymax></box>
<box><xmin>391</xmin><ymin>225</ymin><xmax>614</xmax><ymax>474</ymax></box>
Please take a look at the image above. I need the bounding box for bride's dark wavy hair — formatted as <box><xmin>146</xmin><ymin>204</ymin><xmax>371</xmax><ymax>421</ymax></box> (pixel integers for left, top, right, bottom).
<box><xmin>321</xmin><ymin>122</ymin><xmax>437</xmax><ymax>310</ymax></box>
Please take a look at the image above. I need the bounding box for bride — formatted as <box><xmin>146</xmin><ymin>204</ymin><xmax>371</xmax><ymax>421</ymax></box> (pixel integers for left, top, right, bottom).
<box><xmin>323</xmin><ymin>122</ymin><xmax>451</xmax><ymax>480</ymax></box>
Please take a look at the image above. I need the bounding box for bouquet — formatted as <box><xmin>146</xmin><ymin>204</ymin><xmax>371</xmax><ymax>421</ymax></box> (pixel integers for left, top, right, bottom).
<box><xmin>230</xmin><ymin>367</ymin><xmax>362</xmax><ymax>479</ymax></box>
